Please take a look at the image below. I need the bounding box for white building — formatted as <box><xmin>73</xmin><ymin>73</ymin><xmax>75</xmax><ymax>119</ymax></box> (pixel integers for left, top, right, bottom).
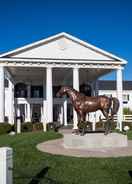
<box><xmin>0</xmin><ymin>32</ymin><xmax>127</xmax><ymax>130</ymax></box>
<box><xmin>99</xmin><ymin>80</ymin><xmax>132</xmax><ymax>111</ymax></box>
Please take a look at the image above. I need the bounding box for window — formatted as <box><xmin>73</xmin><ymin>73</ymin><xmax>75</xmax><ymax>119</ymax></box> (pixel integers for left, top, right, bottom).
<box><xmin>31</xmin><ymin>86</ymin><xmax>43</xmax><ymax>98</ymax></box>
<box><xmin>33</xmin><ymin>90</ymin><xmax>40</xmax><ymax>98</ymax></box>
<box><xmin>4</xmin><ymin>79</ymin><xmax>9</xmax><ymax>88</ymax></box>
<box><xmin>80</xmin><ymin>84</ymin><xmax>92</xmax><ymax>96</ymax></box>
<box><xmin>15</xmin><ymin>83</ymin><xmax>27</xmax><ymax>98</ymax></box>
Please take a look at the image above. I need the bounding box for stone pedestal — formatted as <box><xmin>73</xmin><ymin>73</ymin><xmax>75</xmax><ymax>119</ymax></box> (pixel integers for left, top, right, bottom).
<box><xmin>64</xmin><ymin>133</ymin><xmax>128</xmax><ymax>149</ymax></box>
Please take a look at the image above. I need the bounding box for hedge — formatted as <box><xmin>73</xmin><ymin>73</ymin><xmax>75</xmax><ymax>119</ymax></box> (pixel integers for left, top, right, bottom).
<box><xmin>77</xmin><ymin>121</ymin><xmax>92</xmax><ymax>131</ymax></box>
<box><xmin>96</xmin><ymin>120</ymin><xmax>116</xmax><ymax>130</ymax></box>
<box><xmin>13</xmin><ymin>122</ymin><xmax>44</xmax><ymax>132</ymax></box>
<box><xmin>47</xmin><ymin>122</ymin><xmax>61</xmax><ymax>132</ymax></box>
<box><xmin>0</xmin><ymin>123</ymin><xmax>12</xmax><ymax>135</ymax></box>
<box><xmin>32</xmin><ymin>122</ymin><xmax>43</xmax><ymax>131</ymax></box>
<box><xmin>12</xmin><ymin>122</ymin><xmax>61</xmax><ymax>133</ymax></box>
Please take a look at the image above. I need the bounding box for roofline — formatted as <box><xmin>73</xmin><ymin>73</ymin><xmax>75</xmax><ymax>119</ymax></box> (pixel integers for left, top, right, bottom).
<box><xmin>0</xmin><ymin>57</ymin><xmax>127</xmax><ymax>65</ymax></box>
<box><xmin>0</xmin><ymin>32</ymin><xmax>65</xmax><ymax>57</ymax></box>
<box><xmin>0</xmin><ymin>32</ymin><xmax>127</xmax><ymax>64</ymax></box>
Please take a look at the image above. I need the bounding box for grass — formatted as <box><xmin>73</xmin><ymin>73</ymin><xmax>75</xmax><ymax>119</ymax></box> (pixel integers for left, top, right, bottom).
<box><xmin>0</xmin><ymin>131</ymin><xmax>132</xmax><ymax>184</ymax></box>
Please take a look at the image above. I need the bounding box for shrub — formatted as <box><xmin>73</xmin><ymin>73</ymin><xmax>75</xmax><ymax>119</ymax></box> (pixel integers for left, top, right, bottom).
<box><xmin>32</xmin><ymin>122</ymin><xmax>43</xmax><ymax>131</ymax></box>
<box><xmin>13</xmin><ymin>122</ymin><xmax>33</xmax><ymax>132</ymax></box>
<box><xmin>13</xmin><ymin>122</ymin><xmax>44</xmax><ymax>133</ymax></box>
<box><xmin>123</xmin><ymin>122</ymin><xmax>132</xmax><ymax>130</ymax></box>
<box><xmin>0</xmin><ymin>123</ymin><xmax>12</xmax><ymax>135</ymax></box>
<box><xmin>22</xmin><ymin>122</ymin><xmax>33</xmax><ymax>132</ymax></box>
<box><xmin>96</xmin><ymin>121</ymin><xmax>104</xmax><ymax>129</ymax></box>
<box><xmin>96</xmin><ymin>120</ymin><xmax>116</xmax><ymax>130</ymax></box>
<box><xmin>123</xmin><ymin>108</ymin><xmax>132</xmax><ymax>115</ymax></box>
<box><xmin>47</xmin><ymin>122</ymin><xmax>61</xmax><ymax>132</ymax></box>
<box><xmin>77</xmin><ymin>121</ymin><xmax>92</xmax><ymax>131</ymax></box>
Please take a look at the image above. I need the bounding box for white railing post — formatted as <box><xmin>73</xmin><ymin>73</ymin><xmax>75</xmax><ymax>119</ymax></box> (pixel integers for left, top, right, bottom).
<box><xmin>0</xmin><ymin>147</ymin><xmax>13</xmax><ymax>184</ymax></box>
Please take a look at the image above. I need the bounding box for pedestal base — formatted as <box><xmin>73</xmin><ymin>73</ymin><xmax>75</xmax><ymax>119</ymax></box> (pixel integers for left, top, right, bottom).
<box><xmin>64</xmin><ymin>133</ymin><xmax>128</xmax><ymax>149</ymax></box>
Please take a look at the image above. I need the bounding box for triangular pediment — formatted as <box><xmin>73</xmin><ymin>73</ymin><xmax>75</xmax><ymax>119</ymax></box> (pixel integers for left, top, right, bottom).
<box><xmin>0</xmin><ymin>32</ymin><xmax>126</xmax><ymax>63</ymax></box>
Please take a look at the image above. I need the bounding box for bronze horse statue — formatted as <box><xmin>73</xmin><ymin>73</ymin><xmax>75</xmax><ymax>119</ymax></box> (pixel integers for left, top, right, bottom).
<box><xmin>57</xmin><ymin>86</ymin><xmax>119</xmax><ymax>135</ymax></box>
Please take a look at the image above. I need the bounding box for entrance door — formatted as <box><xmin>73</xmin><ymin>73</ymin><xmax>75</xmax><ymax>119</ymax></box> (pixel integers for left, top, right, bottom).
<box><xmin>31</xmin><ymin>104</ymin><xmax>41</xmax><ymax>123</ymax></box>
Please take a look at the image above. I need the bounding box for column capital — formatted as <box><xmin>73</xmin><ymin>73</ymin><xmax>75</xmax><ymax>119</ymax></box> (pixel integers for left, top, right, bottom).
<box><xmin>26</xmin><ymin>82</ymin><xmax>31</xmax><ymax>85</ymax></box>
<box><xmin>73</xmin><ymin>66</ymin><xmax>79</xmax><ymax>70</ymax></box>
<box><xmin>46</xmin><ymin>65</ymin><xmax>53</xmax><ymax>69</ymax></box>
<box><xmin>117</xmin><ymin>66</ymin><xmax>124</xmax><ymax>70</ymax></box>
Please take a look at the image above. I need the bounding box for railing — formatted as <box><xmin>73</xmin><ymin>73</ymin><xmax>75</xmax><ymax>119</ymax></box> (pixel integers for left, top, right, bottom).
<box><xmin>113</xmin><ymin>115</ymin><xmax>132</xmax><ymax>122</ymax></box>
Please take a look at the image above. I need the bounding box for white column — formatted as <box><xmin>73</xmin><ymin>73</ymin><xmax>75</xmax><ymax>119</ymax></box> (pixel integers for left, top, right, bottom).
<box><xmin>43</xmin><ymin>101</ymin><xmax>47</xmax><ymax>132</ymax></box>
<box><xmin>26</xmin><ymin>103</ymin><xmax>31</xmax><ymax>122</ymax></box>
<box><xmin>26</xmin><ymin>84</ymin><xmax>31</xmax><ymax>122</ymax></box>
<box><xmin>73</xmin><ymin>67</ymin><xmax>79</xmax><ymax>129</ymax></box>
<box><xmin>64</xmin><ymin>99</ymin><xmax>67</xmax><ymax>126</ymax></box>
<box><xmin>91</xmin><ymin>113</ymin><xmax>96</xmax><ymax>131</ymax></box>
<box><xmin>93</xmin><ymin>80</ymin><xmax>99</xmax><ymax>130</ymax></box>
<box><xmin>8</xmin><ymin>80</ymin><xmax>14</xmax><ymax>124</ymax></box>
<box><xmin>0</xmin><ymin>66</ymin><xmax>5</xmax><ymax>122</ymax></box>
<box><xmin>116</xmin><ymin>67</ymin><xmax>123</xmax><ymax>131</ymax></box>
<box><xmin>16</xmin><ymin>119</ymin><xmax>21</xmax><ymax>134</ymax></box>
<box><xmin>59</xmin><ymin>105</ymin><xmax>63</xmax><ymax>125</ymax></box>
<box><xmin>0</xmin><ymin>147</ymin><xmax>13</xmax><ymax>184</ymax></box>
<box><xmin>46</xmin><ymin>67</ymin><xmax>53</xmax><ymax>123</ymax></box>
<box><xmin>42</xmin><ymin>74</ymin><xmax>48</xmax><ymax>132</ymax></box>
<box><xmin>16</xmin><ymin>104</ymin><xmax>22</xmax><ymax>129</ymax></box>
<box><xmin>17</xmin><ymin>105</ymin><xmax>20</xmax><ymax>117</ymax></box>
<box><xmin>40</xmin><ymin>105</ymin><xmax>43</xmax><ymax>122</ymax></box>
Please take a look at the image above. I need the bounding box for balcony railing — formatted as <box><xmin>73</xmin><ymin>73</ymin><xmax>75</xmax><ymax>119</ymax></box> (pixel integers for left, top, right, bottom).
<box><xmin>113</xmin><ymin>115</ymin><xmax>132</xmax><ymax>122</ymax></box>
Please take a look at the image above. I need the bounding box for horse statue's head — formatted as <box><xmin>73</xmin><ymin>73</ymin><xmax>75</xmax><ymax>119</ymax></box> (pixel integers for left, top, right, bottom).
<box><xmin>56</xmin><ymin>86</ymin><xmax>70</xmax><ymax>97</ymax></box>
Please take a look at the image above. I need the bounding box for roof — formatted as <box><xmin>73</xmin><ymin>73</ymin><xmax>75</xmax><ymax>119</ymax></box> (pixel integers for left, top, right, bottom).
<box><xmin>99</xmin><ymin>80</ymin><xmax>132</xmax><ymax>90</ymax></box>
<box><xmin>0</xmin><ymin>32</ymin><xmax>127</xmax><ymax>64</ymax></box>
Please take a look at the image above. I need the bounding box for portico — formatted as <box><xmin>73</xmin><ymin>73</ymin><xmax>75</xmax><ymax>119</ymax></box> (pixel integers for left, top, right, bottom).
<box><xmin>0</xmin><ymin>32</ymin><xmax>127</xmax><ymax>131</ymax></box>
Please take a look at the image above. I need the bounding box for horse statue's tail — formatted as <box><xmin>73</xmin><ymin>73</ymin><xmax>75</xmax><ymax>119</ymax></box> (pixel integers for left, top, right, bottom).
<box><xmin>110</xmin><ymin>97</ymin><xmax>120</xmax><ymax>117</ymax></box>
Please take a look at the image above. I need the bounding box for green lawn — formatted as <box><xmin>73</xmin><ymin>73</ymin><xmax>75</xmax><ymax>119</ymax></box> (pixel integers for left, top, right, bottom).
<box><xmin>0</xmin><ymin>131</ymin><xmax>132</xmax><ymax>184</ymax></box>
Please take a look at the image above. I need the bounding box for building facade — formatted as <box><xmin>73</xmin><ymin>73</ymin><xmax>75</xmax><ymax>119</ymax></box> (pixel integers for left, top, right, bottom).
<box><xmin>0</xmin><ymin>32</ymin><xmax>127</xmax><ymax>130</ymax></box>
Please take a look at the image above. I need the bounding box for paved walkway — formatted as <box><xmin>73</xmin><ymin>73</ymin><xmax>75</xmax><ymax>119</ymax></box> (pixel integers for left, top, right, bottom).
<box><xmin>37</xmin><ymin>130</ymin><xmax>132</xmax><ymax>158</ymax></box>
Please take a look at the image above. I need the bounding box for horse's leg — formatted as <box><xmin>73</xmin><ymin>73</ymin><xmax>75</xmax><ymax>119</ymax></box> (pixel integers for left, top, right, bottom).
<box><xmin>102</xmin><ymin>110</ymin><xmax>110</xmax><ymax>135</ymax></box>
<box><xmin>77</xmin><ymin>113</ymin><xmax>81</xmax><ymax>134</ymax></box>
<box><xmin>108</xmin><ymin>119</ymin><xmax>112</xmax><ymax>133</ymax></box>
<box><xmin>80</xmin><ymin>113</ymin><xmax>86</xmax><ymax>136</ymax></box>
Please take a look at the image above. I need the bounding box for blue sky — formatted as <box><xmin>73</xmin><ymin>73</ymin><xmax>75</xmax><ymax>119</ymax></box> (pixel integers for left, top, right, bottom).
<box><xmin>0</xmin><ymin>0</ymin><xmax>131</xmax><ymax>80</ymax></box>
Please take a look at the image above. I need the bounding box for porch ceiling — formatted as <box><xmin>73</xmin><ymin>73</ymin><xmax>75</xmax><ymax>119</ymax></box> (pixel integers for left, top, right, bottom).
<box><xmin>6</xmin><ymin>66</ymin><xmax>112</xmax><ymax>85</ymax></box>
